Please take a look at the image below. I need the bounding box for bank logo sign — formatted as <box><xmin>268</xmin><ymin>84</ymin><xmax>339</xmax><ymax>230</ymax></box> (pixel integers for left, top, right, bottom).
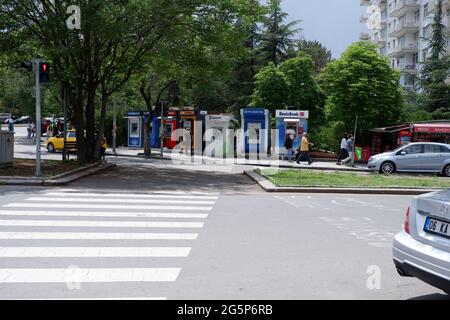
<box><xmin>276</xmin><ymin>110</ymin><xmax>309</xmax><ymax>119</ymax></box>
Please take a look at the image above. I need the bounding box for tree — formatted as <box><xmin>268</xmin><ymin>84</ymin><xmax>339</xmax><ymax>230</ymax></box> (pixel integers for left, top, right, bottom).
<box><xmin>419</xmin><ymin>0</ymin><xmax>450</xmax><ymax>119</ymax></box>
<box><xmin>297</xmin><ymin>40</ymin><xmax>332</xmax><ymax>73</ymax></box>
<box><xmin>279</xmin><ymin>53</ymin><xmax>322</xmax><ymax>127</ymax></box>
<box><xmin>320</xmin><ymin>42</ymin><xmax>404</xmax><ymax>144</ymax></box>
<box><xmin>258</xmin><ymin>0</ymin><xmax>302</xmax><ymax>66</ymax></box>
<box><xmin>0</xmin><ymin>0</ymin><xmax>251</xmax><ymax>162</ymax></box>
<box><xmin>251</xmin><ymin>62</ymin><xmax>289</xmax><ymax>112</ymax></box>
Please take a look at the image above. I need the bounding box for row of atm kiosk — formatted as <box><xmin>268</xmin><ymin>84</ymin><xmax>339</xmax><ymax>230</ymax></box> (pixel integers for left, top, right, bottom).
<box><xmin>126</xmin><ymin>107</ymin><xmax>309</xmax><ymax>156</ymax></box>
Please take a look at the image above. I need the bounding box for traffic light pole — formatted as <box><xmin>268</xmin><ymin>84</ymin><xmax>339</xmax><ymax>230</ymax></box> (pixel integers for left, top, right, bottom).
<box><xmin>34</xmin><ymin>59</ymin><xmax>42</xmax><ymax>177</ymax></box>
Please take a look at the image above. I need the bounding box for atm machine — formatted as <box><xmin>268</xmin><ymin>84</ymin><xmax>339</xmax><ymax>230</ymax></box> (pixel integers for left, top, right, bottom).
<box><xmin>204</xmin><ymin>114</ymin><xmax>237</xmax><ymax>158</ymax></box>
<box><xmin>179</xmin><ymin>107</ymin><xmax>197</xmax><ymax>153</ymax></box>
<box><xmin>126</xmin><ymin>111</ymin><xmax>144</xmax><ymax>148</ymax></box>
<box><xmin>241</xmin><ymin>108</ymin><xmax>270</xmax><ymax>156</ymax></box>
<box><xmin>275</xmin><ymin>110</ymin><xmax>309</xmax><ymax>156</ymax></box>
<box><xmin>150</xmin><ymin>108</ymin><xmax>179</xmax><ymax>149</ymax></box>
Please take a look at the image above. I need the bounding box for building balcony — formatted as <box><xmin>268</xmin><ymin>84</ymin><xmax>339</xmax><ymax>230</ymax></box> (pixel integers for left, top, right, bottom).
<box><xmin>360</xmin><ymin>0</ymin><xmax>370</xmax><ymax>6</ymax></box>
<box><xmin>360</xmin><ymin>15</ymin><xmax>368</xmax><ymax>23</ymax></box>
<box><xmin>373</xmin><ymin>35</ymin><xmax>387</xmax><ymax>47</ymax></box>
<box><xmin>388</xmin><ymin>41</ymin><xmax>418</xmax><ymax>58</ymax></box>
<box><xmin>360</xmin><ymin>32</ymin><xmax>370</xmax><ymax>41</ymax></box>
<box><xmin>371</xmin><ymin>0</ymin><xmax>387</xmax><ymax>8</ymax></box>
<box><xmin>398</xmin><ymin>63</ymin><xmax>418</xmax><ymax>74</ymax></box>
<box><xmin>389</xmin><ymin>0</ymin><xmax>420</xmax><ymax>18</ymax></box>
<box><xmin>388</xmin><ymin>20</ymin><xmax>419</xmax><ymax>37</ymax></box>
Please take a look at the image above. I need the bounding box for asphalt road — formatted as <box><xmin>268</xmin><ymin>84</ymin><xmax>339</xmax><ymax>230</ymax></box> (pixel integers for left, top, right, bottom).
<box><xmin>0</xmin><ymin>160</ymin><xmax>448</xmax><ymax>300</ymax></box>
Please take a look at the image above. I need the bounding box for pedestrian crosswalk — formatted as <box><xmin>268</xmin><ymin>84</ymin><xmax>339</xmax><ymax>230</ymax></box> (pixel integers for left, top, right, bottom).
<box><xmin>0</xmin><ymin>189</ymin><xmax>218</xmax><ymax>299</ymax></box>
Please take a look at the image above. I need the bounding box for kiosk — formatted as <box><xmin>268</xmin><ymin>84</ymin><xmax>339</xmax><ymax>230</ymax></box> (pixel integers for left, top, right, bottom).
<box><xmin>204</xmin><ymin>114</ymin><xmax>238</xmax><ymax>158</ymax></box>
<box><xmin>126</xmin><ymin>111</ymin><xmax>144</xmax><ymax>148</ymax></box>
<box><xmin>179</xmin><ymin>107</ymin><xmax>199</xmax><ymax>152</ymax></box>
<box><xmin>241</xmin><ymin>108</ymin><xmax>270</xmax><ymax>155</ymax></box>
<box><xmin>275</xmin><ymin>110</ymin><xmax>309</xmax><ymax>155</ymax></box>
<box><xmin>150</xmin><ymin>108</ymin><xmax>179</xmax><ymax>149</ymax></box>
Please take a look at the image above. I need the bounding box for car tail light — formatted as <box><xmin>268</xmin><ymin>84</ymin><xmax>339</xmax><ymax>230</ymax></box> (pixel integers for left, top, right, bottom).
<box><xmin>404</xmin><ymin>207</ymin><xmax>410</xmax><ymax>234</ymax></box>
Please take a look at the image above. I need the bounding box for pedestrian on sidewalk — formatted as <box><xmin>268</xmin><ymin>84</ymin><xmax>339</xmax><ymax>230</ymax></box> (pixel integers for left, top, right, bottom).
<box><xmin>336</xmin><ymin>133</ymin><xmax>349</xmax><ymax>165</ymax></box>
<box><xmin>31</xmin><ymin>122</ymin><xmax>36</xmax><ymax>138</ymax></box>
<box><xmin>284</xmin><ymin>135</ymin><xmax>294</xmax><ymax>162</ymax></box>
<box><xmin>27</xmin><ymin>121</ymin><xmax>32</xmax><ymax>139</ymax></box>
<box><xmin>296</xmin><ymin>133</ymin><xmax>314</xmax><ymax>165</ymax></box>
<box><xmin>341</xmin><ymin>134</ymin><xmax>354</xmax><ymax>166</ymax></box>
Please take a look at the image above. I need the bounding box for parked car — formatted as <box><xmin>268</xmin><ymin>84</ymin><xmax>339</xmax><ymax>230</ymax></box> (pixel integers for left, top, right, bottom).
<box><xmin>46</xmin><ymin>130</ymin><xmax>77</xmax><ymax>153</ymax></box>
<box><xmin>14</xmin><ymin>116</ymin><xmax>30</xmax><ymax>124</ymax></box>
<box><xmin>393</xmin><ymin>190</ymin><xmax>450</xmax><ymax>294</ymax></box>
<box><xmin>367</xmin><ymin>142</ymin><xmax>450</xmax><ymax>177</ymax></box>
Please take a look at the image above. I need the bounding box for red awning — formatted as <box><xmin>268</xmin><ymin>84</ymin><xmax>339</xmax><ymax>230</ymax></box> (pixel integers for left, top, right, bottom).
<box><xmin>413</xmin><ymin>124</ymin><xmax>450</xmax><ymax>134</ymax></box>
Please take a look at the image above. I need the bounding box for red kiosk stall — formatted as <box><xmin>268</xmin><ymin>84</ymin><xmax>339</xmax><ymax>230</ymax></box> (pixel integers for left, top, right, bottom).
<box><xmin>369</xmin><ymin>121</ymin><xmax>450</xmax><ymax>155</ymax></box>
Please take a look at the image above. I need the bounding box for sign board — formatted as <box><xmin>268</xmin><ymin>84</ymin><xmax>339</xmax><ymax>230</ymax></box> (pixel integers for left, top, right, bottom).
<box><xmin>276</xmin><ymin>110</ymin><xmax>309</xmax><ymax>119</ymax></box>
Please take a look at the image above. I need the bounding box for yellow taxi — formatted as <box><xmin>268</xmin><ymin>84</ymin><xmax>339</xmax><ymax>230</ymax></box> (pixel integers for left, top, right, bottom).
<box><xmin>46</xmin><ymin>130</ymin><xmax>77</xmax><ymax>153</ymax></box>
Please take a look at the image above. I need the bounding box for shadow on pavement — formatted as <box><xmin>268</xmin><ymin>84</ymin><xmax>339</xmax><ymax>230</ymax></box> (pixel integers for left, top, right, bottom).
<box><xmin>72</xmin><ymin>164</ymin><xmax>262</xmax><ymax>194</ymax></box>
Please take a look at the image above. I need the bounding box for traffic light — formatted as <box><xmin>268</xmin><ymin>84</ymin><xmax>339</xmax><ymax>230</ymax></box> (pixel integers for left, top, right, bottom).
<box><xmin>39</xmin><ymin>62</ymin><xmax>50</xmax><ymax>83</ymax></box>
<box><xmin>20</xmin><ymin>61</ymin><xmax>33</xmax><ymax>72</ymax></box>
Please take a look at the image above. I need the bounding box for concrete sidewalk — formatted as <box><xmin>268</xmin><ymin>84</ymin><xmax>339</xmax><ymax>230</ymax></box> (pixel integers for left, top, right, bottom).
<box><xmin>108</xmin><ymin>147</ymin><xmax>369</xmax><ymax>172</ymax></box>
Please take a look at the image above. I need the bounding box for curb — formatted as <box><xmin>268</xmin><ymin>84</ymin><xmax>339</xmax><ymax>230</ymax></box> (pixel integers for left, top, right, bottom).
<box><xmin>241</xmin><ymin>162</ymin><xmax>368</xmax><ymax>172</ymax></box>
<box><xmin>244</xmin><ymin>170</ymin><xmax>439</xmax><ymax>195</ymax></box>
<box><xmin>0</xmin><ymin>162</ymin><xmax>115</xmax><ymax>186</ymax></box>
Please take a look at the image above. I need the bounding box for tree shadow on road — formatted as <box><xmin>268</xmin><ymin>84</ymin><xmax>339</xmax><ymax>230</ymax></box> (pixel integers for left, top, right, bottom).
<box><xmin>71</xmin><ymin>164</ymin><xmax>261</xmax><ymax>194</ymax></box>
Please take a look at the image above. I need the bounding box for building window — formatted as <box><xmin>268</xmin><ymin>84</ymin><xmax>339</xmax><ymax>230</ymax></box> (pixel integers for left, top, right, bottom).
<box><xmin>423</xmin><ymin>3</ymin><xmax>428</xmax><ymax>18</ymax></box>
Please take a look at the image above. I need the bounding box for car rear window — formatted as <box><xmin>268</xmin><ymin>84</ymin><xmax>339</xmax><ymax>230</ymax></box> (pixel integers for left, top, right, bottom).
<box><xmin>424</xmin><ymin>144</ymin><xmax>443</xmax><ymax>153</ymax></box>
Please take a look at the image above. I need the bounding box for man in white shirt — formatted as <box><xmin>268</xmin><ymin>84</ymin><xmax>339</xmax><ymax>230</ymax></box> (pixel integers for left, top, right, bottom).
<box><xmin>336</xmin><ymin>134</ymin><xmax>349</xmax><ymax>165</ymax></box>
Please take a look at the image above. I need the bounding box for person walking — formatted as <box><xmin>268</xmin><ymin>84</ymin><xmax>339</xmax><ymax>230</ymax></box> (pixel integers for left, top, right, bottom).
<box><xmin>296</xmin><ymin>133</ymin><xmax>313</xmax><ymax>165</ymax></box>
<box><xmin>100</xmin><ymin>135</ymin><xmax>108</xmax><ymax>160</ymax></box>
<box><xmin>5</xmin><ymin>115</ymin><xmax>14</xmax><ymax>133</ymax></box>
<box><xmin>341</xmin><ymin>134</ymin><xmax>354</xmax><ymax>166</ymax></box>
<box><xmin>336</xmin><ymin>134</ymin><xmax>349</xmax><ymax>165</ymax></box>
<box><xmin>27</xmin><ymin>121</ymin><xmax>32</xmax><ymax>139</ymax></box>
<box><xmin>284</xmin><ymin>135</ymin><xmax>294</xmax><ymax>162</ymax></box>
<box><xmin>31</xmin><ymin>122</ymin><xmax>36</xmax><ymax>138</ymax></box>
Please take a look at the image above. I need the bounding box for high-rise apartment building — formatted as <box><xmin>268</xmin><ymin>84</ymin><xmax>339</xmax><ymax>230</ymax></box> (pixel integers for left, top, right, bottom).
<box><xmin>360</xmin><ymin>0</ymin><xmax>450</xmax><ymax>91</ymax></box>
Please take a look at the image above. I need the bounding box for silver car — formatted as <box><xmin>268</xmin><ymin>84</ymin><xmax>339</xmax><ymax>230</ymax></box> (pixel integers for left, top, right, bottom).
<box><xmin>367</xmin><ymin>142</ymin><xmax>450</xmax><ymax>177</ymax></box>
<box><xmin>393</xmin><ymin>190</ymin><xmax>450</xmax><ymax>294</ymax></box>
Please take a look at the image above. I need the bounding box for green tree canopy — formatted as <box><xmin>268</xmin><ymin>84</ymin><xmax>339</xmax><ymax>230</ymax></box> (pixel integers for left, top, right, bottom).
<box><xmin>258</xmin><ymin>0</ymin><xmax>302</xmax><ymax>66</ymax></box>
<box><xmin>320</xmin><ymin>42</ymin><xmax>404</xmax><ymax>138</ymax></box>
<box><xmin>418</xmin><ymin>0</ymin><xmax>450</xmax><ymax>119</ymax></box>
<box><xmin>297</xmin><ymin>40</ymin><xmax>332</xmax><ymax>73</ymax></box>
<box><xmin>251</xmin><ymin>62</ymin><xmax>288</xmax><ymax>112</ymax></box>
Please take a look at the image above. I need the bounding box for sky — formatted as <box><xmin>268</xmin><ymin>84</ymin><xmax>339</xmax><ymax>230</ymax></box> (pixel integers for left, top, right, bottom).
<box><xmin>280</xmin><ymin>0</ymin><xmax>366</xmax><ymax>58</ymax></box>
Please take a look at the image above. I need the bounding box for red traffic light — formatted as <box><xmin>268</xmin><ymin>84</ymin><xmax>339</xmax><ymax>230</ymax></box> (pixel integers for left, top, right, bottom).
<box><xmin>41</xmin><ymin>63</ymin><xmax>48</xmax><ymax>72</ymax></box>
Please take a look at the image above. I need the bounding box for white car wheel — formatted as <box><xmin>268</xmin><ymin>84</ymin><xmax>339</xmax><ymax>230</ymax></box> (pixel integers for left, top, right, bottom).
<box><xmin>380</xmin><ymin>161</ymin><xmax>395</xmax><ymax>174</ymax></box>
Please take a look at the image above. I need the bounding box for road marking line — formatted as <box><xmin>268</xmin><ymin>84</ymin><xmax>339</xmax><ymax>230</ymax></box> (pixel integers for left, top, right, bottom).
<box><xmin>0</xmin><ymin>268</ymin><xmax>181</xmax><ymax>283</ymax></box>
<box><xmin>0</xmin><ymin>210</ymin><xmax>208</xmax><ymax>219</ymax></box>
<box><xmin>26</xmin><ymin>197</ymin><xmax>215</xmax><ymax>205</ymax></box>
<box><xmin>4</xmin><ymin>203</ymin><xmax>212</xmax><ymax>211</ymax></box>
<box><xmin>15</xmin><ymin>297</ymin><xmax>167</xmax><ymax>300</ymax></box>
<box><xmin>0</xmin><ymin>220</ymin><xmax>204</xmax><ymax>228</ymax></box>
<box><xmin>0</xmin><ymin>247</ymin><xmax>191</xmax><ymax>258</ymax></box>
<box><xmin>44</xmin><ymin>192</ymin><xmax>218</xmax><ymax>200</ymax></box>
<box><xmin>56</xmin><ymin>189</ymin><xmax>220</xmax><ymax>196</ymax></box>
<box><xmin>0</xmin><ymin>232</ymin><xmax>198</xmax><ymax>240</ymax></box>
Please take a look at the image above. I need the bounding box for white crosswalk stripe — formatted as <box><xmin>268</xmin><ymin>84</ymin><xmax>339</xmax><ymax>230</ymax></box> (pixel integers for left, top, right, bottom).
<box><xmin>4</xmin><ymin>203</ymin><xmax>212</xmax><ymax>211</ymax></box>
<box><xmin>0</xmin><ymin>190</ymin><xmax>219</xmax><ymax>300</ymax></box>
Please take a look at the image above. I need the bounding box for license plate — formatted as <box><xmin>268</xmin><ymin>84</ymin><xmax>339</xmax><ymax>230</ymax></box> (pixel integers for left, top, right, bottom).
<box><xmin>424</xmin><ymin>217</ymin><xmax>450</xmax><ymax>239</ymax></box>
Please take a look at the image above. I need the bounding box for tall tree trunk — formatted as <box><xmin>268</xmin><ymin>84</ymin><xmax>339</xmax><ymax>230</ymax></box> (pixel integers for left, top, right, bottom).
<box><xmin>74</xmin><ymin>86</ymin><xmax>87</xmax><ymax>163</ymax></box>
<box><xmin>85</xmin><ymin>86</ymin><xmax>96</xmax><ymax>162</ymax></box>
